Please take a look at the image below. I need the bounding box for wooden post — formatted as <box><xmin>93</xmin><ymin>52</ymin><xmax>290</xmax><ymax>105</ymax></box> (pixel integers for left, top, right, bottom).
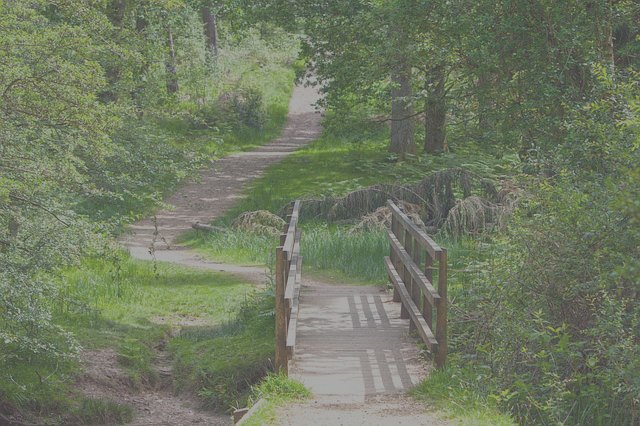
<box><xmin>435</xmin><ymin>248</ymin><xmax>448</xmax><ymax>368</ymax></box>
<box><xmin>275</xmin><ymin>246</ymin><xmax>288</xmax><ymax>375</ymax></box>
<box><xmin>412</xmin><ymin>238</ymin><xmax>421</xmax><ymax>307</ymax></box>
<box><xmin>423</xmin><ymin>252</ymin><xmax>433</xmax><ymax>330</ymax></box>
<box><xmin>390</xmin><ymin>214</ymin><xmax>400</xmax><ymax>303</ymax></box>
<box><xmin>404</xmin><ymin>228</ymin><xmax>416</xmax><ymax>332</ymax></box>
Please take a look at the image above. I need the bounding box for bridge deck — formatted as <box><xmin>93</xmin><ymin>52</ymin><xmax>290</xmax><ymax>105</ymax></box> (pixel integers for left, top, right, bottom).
<box><xmin>290</xmin><ymin>279</ymin><xmax>429</xmax><ymax>404</ymax></box>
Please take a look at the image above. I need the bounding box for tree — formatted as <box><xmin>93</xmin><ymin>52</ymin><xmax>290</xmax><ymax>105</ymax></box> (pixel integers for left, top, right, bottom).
<box><xmin>202</xmin><ymin>6</ymin><xmax>219</xmax><ymax>56</ymax></box>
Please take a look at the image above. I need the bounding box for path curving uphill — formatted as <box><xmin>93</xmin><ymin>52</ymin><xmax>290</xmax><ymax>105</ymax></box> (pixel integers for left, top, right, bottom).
<box><xmin>109</xmin><ymin>77</ymin><xmax>446</xmax><ymax>425</ymax></box>
<box><xmin>77</xmin><ymin>81</ymin><xmax>322</xmax><ymax>426</ymax></box>
<box><xmin>120</xmin><ymin>81</ymin><xmax>322</xmax><ymax>281</ymax></box>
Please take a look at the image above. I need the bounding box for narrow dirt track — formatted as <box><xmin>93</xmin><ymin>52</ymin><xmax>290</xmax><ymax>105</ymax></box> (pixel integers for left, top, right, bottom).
<box><xmin>75</xmin><ymin>81</ymin><xmax>322</xmax><ymax>426</ymax></box>
<box><xmin>100</xmin><ymin>78</ymin><xmax>447</xmax><ymax>425</ymax></box>
<box><xmin>120</xmin><ymin>81</ymin><xmax>322</xmax><ymax>267</ymax></box>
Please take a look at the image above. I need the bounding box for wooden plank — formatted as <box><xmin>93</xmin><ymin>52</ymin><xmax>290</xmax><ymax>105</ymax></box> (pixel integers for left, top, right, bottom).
<box><xmin>235</xmin><ymin>398</ymin><xmax>267</xmax><ymax>425</ymax></box>
<box><xmin>386</xmin><ymin>229</ymin><xmax>440</xmax><ymax>307</ymax></box>
<box><xmin>286</xmin><ymin>283</ymin><xmax>300</xmax><ymax>352</ymax></box>
<box><xmin>390</xmin><ymin>214</ymin><xmax>401</xmax><ymax>303</ymax></box>
<box><xmin>411</xmin><ymin>235</ymin><xmax>422</xmax><ymax>309</ymax></box>
<box><xmin>404</xmin><ymin>228</ymin><xmax>416</xmax><ymax>332</ymax></box>
<box><xmin>296</xmin><ymin>254</ymin><xmax>302</xmax><ymax>284</ymax></box>
<box><xmin>275</xmin><ymin>246</ymin><xmax>288</xmax><ymax>375</ymax></box>
<box><xmin>282</xmin><ymin>201</ymin><xmax>301</xmax><ymax>254</ymax></box>
<box><xmin>387</xmin><ymin>200</ymin><xmax>442</xmax><ymax>258</ymax></box>
<box><xmin>285</xmin><ymin>254</ymin><xmax>297</xmax><ymax>301</ymax></box>
<box><xmin>384</xmin><ymin>257</ymin><xmax>438</xmax><ymax>350</ymax></box>
<box><xmin>423</xmin><ymin>252</ymin><xmax>434</xmax><ymax>329</ymax></box>
<box><xmin>435</xmin><ymin>248</ymin><xmax>448</xmax><ymax>368</ymax></box>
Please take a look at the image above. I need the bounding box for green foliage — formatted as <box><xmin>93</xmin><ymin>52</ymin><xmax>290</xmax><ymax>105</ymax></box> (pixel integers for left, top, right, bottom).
<box><xmin>301</xmin><ymin>225</ymin><xmax>388</xmax><ymax>284</ymax></box>
<box><xmin>474</xmin><ymin>182</ymin><xmax>639</xmax><ymax>425</ymax></box>
<box><xmin>0</xmin><ymin>1</ymin><xmax>297</xmax><ymax>415</ymax></box>
<box><xmin>73</xmin><ymin>398</ymin><xmax>134</xmax><ymax>425</ymax></box>
<box><xmin>445</xmin><ymin>72</ymin><xmax>640</xmax><ymax>424</ymax></box>
<box><xmin>170</xmin><ymin>286</ymin><xmax>276</xmax><ymax>411</ymax></box>
<box><xmin>239</xmin><ymin>373</ymin><xmax>311</xmax><ymax>426</ymax></box>
<box><xmin>412</xmin><ymin>361</ymin><xmax>515</xmax><ymax>426</ymax></box>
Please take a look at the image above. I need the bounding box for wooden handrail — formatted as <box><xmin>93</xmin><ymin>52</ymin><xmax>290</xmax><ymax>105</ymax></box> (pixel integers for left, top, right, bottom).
<box><xmin>386</xmin><ymin>200</ymin><xmax>448</xmax><ymax>368</ymax></box>
<box><xmin>387</xmin><ymin>200</ymin><xmax>443</xmax><ymax>259</ymax></box>
<box><xmin>386</xmin><ymin>229</ymin><xmax>441</xmax><ymax>306</ymax></box>
<box><xmin>385</xmin><ymin>257</ymin><xmax>438</xmax><ymax>350</ymax></box>
<box><xmin>275</xmin><ymin>201</ymin><xmax>303</xmax><ymax>376</ymax></box>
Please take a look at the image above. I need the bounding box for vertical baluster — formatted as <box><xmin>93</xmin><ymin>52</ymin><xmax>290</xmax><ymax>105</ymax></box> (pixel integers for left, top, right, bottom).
<box><xmin>423</xmin><ymin>251</ymin><xmax>433</xmax><ymax>330</ymax></box>
<box><xmin>404</xmin><ymin>227</ymin><xmax>415</xmax><ymax>331</ymax></box>
<box><xmin>435</xmin><ymin>249</ymin><xmax>448</xmax><ymax>368</ymax></box>
<box><xmin>275</xmin><ymin>245</ymin><xmax>287</xmax><ymax>375</ymax></box>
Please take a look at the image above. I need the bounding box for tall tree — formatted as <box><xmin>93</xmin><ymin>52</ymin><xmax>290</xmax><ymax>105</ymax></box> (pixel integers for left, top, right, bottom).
<box><xmin>201</xmin><ymin>6</ymin><xmax>219</xmax><ymax>56</ymax></box>
<box><xmin>423</xmin><ymin>66</ymin><xmax>447</xmax><ymax>153</ymax></box>
<box><xmin>165</xmin><ymin>22</ymin><xmax>179</xmax><ymax>93</ymax></box>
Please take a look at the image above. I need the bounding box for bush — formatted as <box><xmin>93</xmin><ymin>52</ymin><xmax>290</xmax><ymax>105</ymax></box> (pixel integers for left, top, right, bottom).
<box><xmin>449</xmin><ymin>69</ymin><xmax>640</xmax><ymax>425</ymax></box>
<box><xmin>475</xmin><ymin>178</ymin><xmax>640</xmax><ymax>425</ymax></box>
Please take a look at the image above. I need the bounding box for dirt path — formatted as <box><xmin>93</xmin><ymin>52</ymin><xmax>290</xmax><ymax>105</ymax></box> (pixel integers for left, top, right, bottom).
<box><xmin>85</xmin><ymin>77</ymin><xmax>446</xmax><ymax>425</ymax></box>
<box><xmin>74</xmin><ymin>81</ymin><xmax>322</xmax><ymax>426</ymax></box>
<box><xmin>120</xmin><ymin>81</ymin><xmax>321</xmax><ymax>268</ymax></box>
<box><xmin>275</xmin><ymin>279</ymin><xmax>448</xmax><ymax>425</ymax></box>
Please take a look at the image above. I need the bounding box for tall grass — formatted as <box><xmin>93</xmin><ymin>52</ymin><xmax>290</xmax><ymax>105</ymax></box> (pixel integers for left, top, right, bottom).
<box><xmin>302</xmin><ymin>225</ymin><xmax>388</xmax><ymax>284</ymax></box>
<box><xmin>169</xmin><ymin>285</ymin><xmax>276</xmax><ymax>411</ymax></box>
<box><xmin>183</xmin><ymin>229</ymin><xmax>278</xmax><ymax>266</ymax></box>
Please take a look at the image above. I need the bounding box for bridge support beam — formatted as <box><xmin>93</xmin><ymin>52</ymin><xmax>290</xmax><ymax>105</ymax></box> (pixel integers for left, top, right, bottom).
<box><xmin>275</xmin><ymin>245</ymin><xmax>288</xmax><ymax>375</ymax></box>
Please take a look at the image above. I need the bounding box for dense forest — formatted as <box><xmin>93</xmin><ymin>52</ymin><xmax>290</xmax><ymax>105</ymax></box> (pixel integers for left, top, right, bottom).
<box><xmin>1</xmin><ymin>0</ymin><xmax>639</xmax><ymax>425</ymax></box>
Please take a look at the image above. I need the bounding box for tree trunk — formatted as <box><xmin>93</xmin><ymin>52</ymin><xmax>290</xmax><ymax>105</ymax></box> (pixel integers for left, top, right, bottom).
<box><xmin>165</xmin><ymin>25</ymin><xmax>179</xmax><ymax>94</ymax></box>
<box><xmin>389</xmin><ymin>61</ymin><xmax>416</xmax><ymax>158</ymax></box>
<box><xmin>108</xmin><ymin>0</ymin><xmax>127</xmax><ymax>28</ymax></box>
<box><xmin>202</xmin><ymin>7</ymin><xmax>219</xmax><ymax>57</ymax></box>
<box><xmin>424</xmin><ymin>67</ymin><xmax>447</xmax><ymax>154</ymax></box>
<box><xmin>476</xmin><ymin>72</ymin><xmax>496</xmax><ymax>133</ymax></box>
<box><xmin>601</xmin><ymin>2</ymin><xmax>615</xmax><ymax>74</ymax></box>
<box><xmin>100</xmin><ymin>0</ymin><xmax>128</xmax><ymax>102</ymax></box>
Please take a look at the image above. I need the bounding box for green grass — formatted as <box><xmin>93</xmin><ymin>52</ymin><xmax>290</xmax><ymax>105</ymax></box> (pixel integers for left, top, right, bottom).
<box><xmin>72</xmin><ymin>398</ymin><xmax>134</xmax><ymax>425</ymax></box>
<box><xmin>58</xmin><ymin>257</ymin><xmax>254</xmax><ymax>330</ymax></box>
<box><xmin>0</xmin><ymin>256</ymin><xmax>259</xmax><ymax>422</ymax></box>
<box><xmin>58</xmin><ymin>257</ymin><xmax>256</xmax><ymax>389</ymax></box>
<box><xmin>210</xmin><ymin>133</ymin><xmax>516</xmax><ymax>223</ymax></box>
<box><xmin>411</xmin><ymin>362</ymin><xmax>516</xmax><ymax>426</ymax></box>
<box><xmin>240</xmin><ymin>373</ymin><xmax>311</xmax><ymax>426</ymax></box>
<box><xmin>301</xmin><ymin>224</ymin><xmax>389</xmax><ymax>284</ymax></box>
<box><xmin>181</xmin><ymin>229</ymin><xmax>278</xmax><ymax>267</ymax></box>
<box><xmin>169</xmin><ymin>287</ymin><xmax>277</xmax><ymax>411</ymax></box>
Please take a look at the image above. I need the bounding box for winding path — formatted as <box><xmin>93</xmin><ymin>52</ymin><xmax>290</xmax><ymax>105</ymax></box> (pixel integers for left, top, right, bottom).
<box><xmin>86</xmin><ymin>80</ymin><xmax>322</xmax><ymax>426</ymax></box>
<box><xmin>120</xmin><ymin>81</ymin><xmax>322</xmax><ymax>281</ymax></box>
<box><xmin>113</xmin><ymin>78</ymin><xmax>445</xmax><ymax>425</ymax></box>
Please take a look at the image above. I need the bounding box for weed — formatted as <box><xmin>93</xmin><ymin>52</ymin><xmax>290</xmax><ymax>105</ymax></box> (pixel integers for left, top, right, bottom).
<box><xmin>73</xmin><ymin>398</ymin><xmax>134</xmax><ymax>425</ymax></box>
<box><xmin>238</xmin><ymin>373</ymin><xmax>311</xmax><ymax>426</ymax></box>
<box><xmin>250</xmin><ymin>373</ymin><xmax>311</xmax><ymax>403</ymax></box>
<box><xmin>411</xmin><ymin>360</ymin><xmax>516</xmax><ymax>426</ymax></box>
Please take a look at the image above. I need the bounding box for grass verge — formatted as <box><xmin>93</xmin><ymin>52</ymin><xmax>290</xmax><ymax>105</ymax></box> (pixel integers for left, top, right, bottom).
<box><xmin>239</xmin><ymin>373</ymin><xmax>311</xmax><ymax>426</ymax></box>
<box><xmin>1</xmin><ymin>256</ymin><xmax>257</xmax><ymax>423</ymax></box>
<box><xmin>210</xmin><ymin>132</ymin><xmax>516</xmax><ymax>222</ymax></box>
<box><xmin>169</xmin><ymin>285</ymin><xmax>277</xmax><ymax>411</ymax></box>
<box><xmin>411</xmin><ymin>364</ymin><xmax>516</xmax><ymax>426</ymax></box>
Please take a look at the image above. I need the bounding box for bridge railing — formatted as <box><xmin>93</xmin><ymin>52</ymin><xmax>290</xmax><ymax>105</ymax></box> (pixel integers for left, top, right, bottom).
<box><xmin>384</xmin><ymin>200</ymin><xmax>448</xmax><ymax>368</ymax></box>
<box><xmin>275</xmin><ymin>200</ymin><xmax>302</xmax><ymax>375</ymax></box>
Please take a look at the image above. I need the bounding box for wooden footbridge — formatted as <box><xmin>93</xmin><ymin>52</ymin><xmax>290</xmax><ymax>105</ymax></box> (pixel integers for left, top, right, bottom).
<box><xmin>273</xmin><ymin>200</ymin><xmax>448</xmax><ymax>402</ymax></box>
